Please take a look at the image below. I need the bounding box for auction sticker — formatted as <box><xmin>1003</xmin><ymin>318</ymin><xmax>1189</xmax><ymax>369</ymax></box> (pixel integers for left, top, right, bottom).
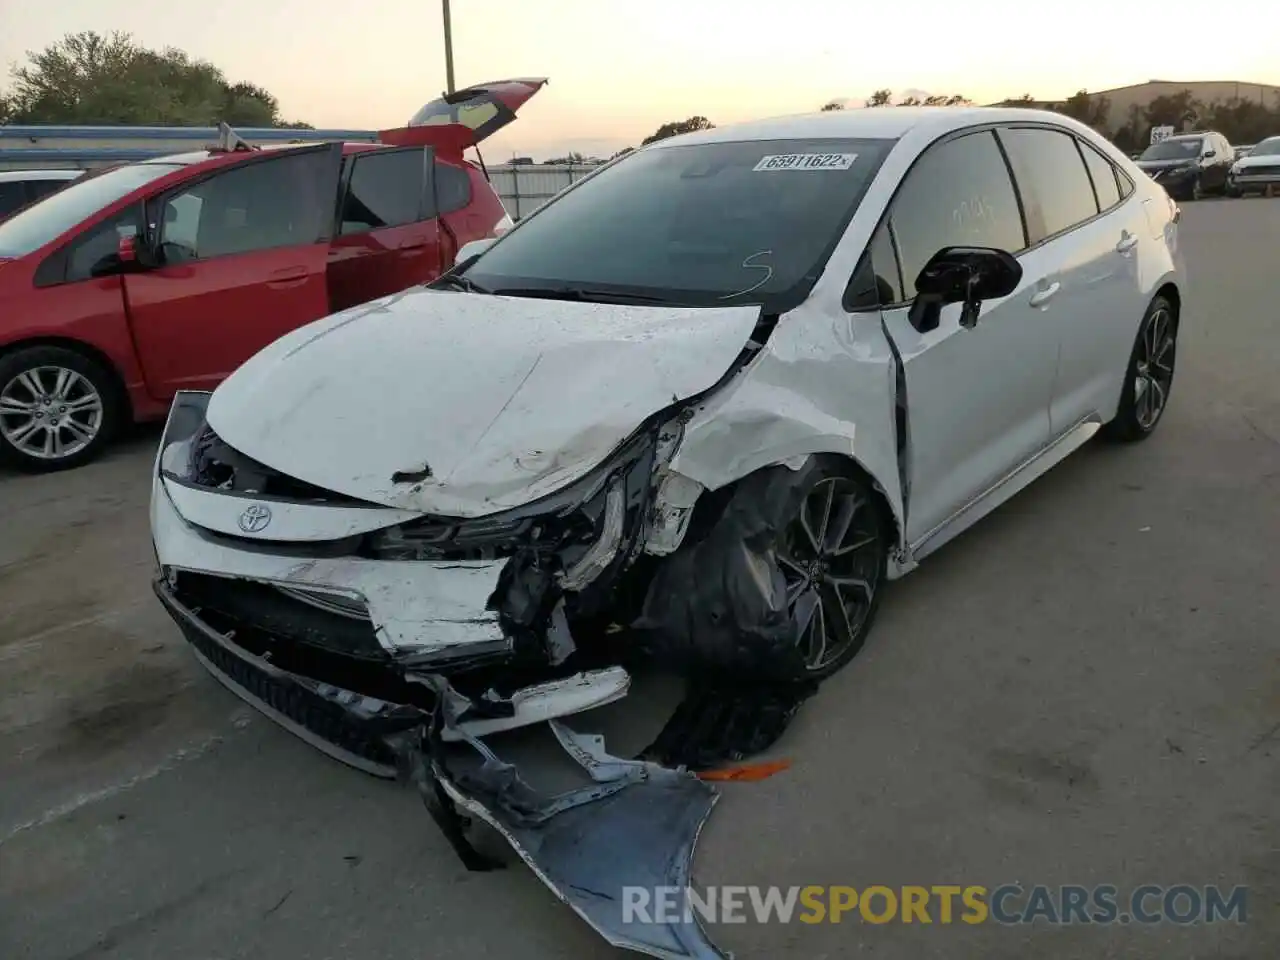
<box><xmin>753</xmin><ymin>153</ymin><xmax>857</xmax><ymax>172</ymax></box>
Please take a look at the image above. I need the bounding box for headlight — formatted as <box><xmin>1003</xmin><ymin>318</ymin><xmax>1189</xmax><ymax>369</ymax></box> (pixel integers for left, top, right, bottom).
<box><xmin>366</xmin><ymin>416</ymin><xmax>681</xmax><ymax>567</ymax></box>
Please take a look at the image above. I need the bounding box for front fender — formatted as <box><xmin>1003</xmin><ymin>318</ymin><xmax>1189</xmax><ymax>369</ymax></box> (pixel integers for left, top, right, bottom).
<box><xmin>666</xmin><ymin>308</ymin><xmax>906</xmax><ymax>551</ymax></box>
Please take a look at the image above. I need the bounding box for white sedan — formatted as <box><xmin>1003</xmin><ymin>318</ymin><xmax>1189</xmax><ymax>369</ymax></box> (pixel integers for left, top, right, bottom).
<box><xmin>149</xmin><ymin>106</ymin><xmax>1184</xmax><ymax>768</ymax></box>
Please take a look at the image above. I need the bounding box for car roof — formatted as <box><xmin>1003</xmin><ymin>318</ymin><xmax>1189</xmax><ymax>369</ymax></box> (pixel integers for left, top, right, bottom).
<box><xmin>652</xmin><ymin>106</ymin><xmax>1094</xmax><ymax>148</ymax></box>
<box><xmin>0</xmin><ymin>168</ymin><xmax>83</xmax><ymax>182</ymax></box>
<box><xmin>143</xmin><ymin>140</ymin><xmax>383</xmax><ymax>168</ymax></box>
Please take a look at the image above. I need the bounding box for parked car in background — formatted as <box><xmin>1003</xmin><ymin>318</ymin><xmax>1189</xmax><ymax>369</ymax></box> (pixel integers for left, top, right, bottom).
<box><xmin>0</xmin><ymin>79</ymin><xmax>541</xmax><ymax>471</ymax></box>
<box><xmin>1227</xmin><ymin>136</ymin><xmax>1280</xmax><ymax>197</ymax></box>
<box><xmin>1134</xmin><ymin>131</ymin><xmax>1234</xmax><ymax>199</ymax></box>
<box><xmin>1234</xmin><ymin>144</ymin><xmax>1255</xmax><ymax>160</ymax></box>
<box><xmin>0</xmin><ymin>169</ymin><xmax>83</xmax><ymax>220</ymax></box>
<box><xmin>148</xmin><ymin>108</ymin><xmax>1183</xmax><ymax>790</ymax></box>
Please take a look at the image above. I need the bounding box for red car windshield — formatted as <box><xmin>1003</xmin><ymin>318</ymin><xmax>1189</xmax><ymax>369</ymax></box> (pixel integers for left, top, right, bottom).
<box><xmin>0</xmin><ymin>162</ymin><xmax>183</xmax><ymax>259</ymax></box>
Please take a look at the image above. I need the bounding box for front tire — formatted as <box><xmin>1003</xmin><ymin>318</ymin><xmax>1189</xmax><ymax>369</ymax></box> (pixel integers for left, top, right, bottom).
<box><xmin>1101</xmin><ymin>296</ymin><xmax>1178</xmax><ymax>443</ymax></box>
<box><xmin>635</xmin><ymin>457</ymin><xmax>891</xmax><ymax>682</ymax></box>
<box><xmin>0</xmin><ymin>346</ymin><xmax>122</xmax><ymax>472</ymax></box>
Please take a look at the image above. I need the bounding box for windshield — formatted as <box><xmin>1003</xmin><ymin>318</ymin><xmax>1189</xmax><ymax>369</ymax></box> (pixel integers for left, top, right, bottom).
<box><xmin>1248</xmin><ymin>138</ymin><xmax>1280</xmax><ymax>157</ymax></box>
<box><xmin>0</xmin><ymin>162</ymin><xmax>182</xmax><ymax>258</ymax></box>
<box><xmin>1140</xmin><ymin>138</ymin><xmax>1203</xmax><ymax>161</ymax></box>
<box><xmin>460</xmin><ymin>137</ymin><xmax>895</xmax><ymax>311</ymax></box>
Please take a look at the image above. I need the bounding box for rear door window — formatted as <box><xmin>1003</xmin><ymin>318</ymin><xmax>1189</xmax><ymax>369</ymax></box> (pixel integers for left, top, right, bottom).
<box><xmin>1079</xmin><ymin>141</ymin><xmax>1122</xmax><ymax>211</ymax></box>
<box><xmin>435</xmin><ymin>161</ymin><xmax>472</xmax><ymax>215</ymax></box>
<box><xmin>888</xmin><ymin>130</ymin><xmax>1027</xmax><ymax>298</ymax></box>
<box><xmin>999</xmin><ymin>128</ymin><xmax>1100</xmax><ymax>242</ymax></box>
<box><xmin>338</xmin><ymin>149</ymin><xmax>429</xmax><ymax>234</ymax></box>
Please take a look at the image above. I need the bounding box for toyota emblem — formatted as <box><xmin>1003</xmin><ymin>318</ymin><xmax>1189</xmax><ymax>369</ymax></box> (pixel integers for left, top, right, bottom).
<box><xmin>238</xmin><ymin>503</ymin><xmax>273</xmax><ymax>533</ymax></box>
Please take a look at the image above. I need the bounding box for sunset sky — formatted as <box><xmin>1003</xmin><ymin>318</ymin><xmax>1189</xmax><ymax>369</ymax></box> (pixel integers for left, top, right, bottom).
<box><xmin>2</xmin><ymin>0</ymin><xmax>1276</xmax><ymax>159</ymax></box>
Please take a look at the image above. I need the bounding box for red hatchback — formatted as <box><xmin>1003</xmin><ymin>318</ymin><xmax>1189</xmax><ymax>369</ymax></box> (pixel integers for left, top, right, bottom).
<box><xmin>0</xmin><ymin>79</ymin><xmax>543</xmax><ymax>471</ymax></box>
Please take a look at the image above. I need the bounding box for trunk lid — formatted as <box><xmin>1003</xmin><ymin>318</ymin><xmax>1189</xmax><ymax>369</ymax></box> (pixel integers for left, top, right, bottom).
<box><xmin>378</xmin><ymin>78</ymin><xmax>548</xmax><ymax>152</ymax></box>
<box><xmin>205</xmin><ymin>287</ymin><xmax>760</xmax><ymax>517</ymax></box>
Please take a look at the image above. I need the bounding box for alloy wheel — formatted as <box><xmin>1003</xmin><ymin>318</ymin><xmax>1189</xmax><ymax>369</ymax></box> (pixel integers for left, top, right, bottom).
<box><xmin>0</xmin><ymin>366</ymin><xmax>105</xmax><ymax>460</ymax></box>
<box><xmin>1133</xmin><ymin>307</ymin><xmax>1176</xmax><ymax>430</ymax></box>
<box><xmin>777</xmin><ymin>477</ymin><xmax>883</xmax><ymax>672</ymax></box>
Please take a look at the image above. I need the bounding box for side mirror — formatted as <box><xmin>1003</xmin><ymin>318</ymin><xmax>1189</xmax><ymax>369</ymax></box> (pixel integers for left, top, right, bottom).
<box><xmin>455</xmin><ymin>237</ymin><xmax>497</xmax><ymax>264</ymax></box>
<box><xmin>118</xmin><ymin>232</ymin><xmax>159</xmax><ymax>270</ymax></box>
<box><xmin>908</xmin><ymin>246</ymin><xmax>1022</xmax><ymax>333</ymax></box>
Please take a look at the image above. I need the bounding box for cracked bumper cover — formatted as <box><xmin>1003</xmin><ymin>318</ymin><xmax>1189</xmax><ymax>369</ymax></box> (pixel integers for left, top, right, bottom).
<box><xmin>150</xmin><ymin>392</ymin><xmax>639</xmax><ymax>757</ymax></box>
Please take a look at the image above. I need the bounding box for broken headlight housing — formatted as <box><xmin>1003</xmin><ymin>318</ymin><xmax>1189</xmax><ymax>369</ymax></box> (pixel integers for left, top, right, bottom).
<box><xmin>365</xmin><ymin>418</ymin><xmax>679</xmax><ymax>580</ymax></box>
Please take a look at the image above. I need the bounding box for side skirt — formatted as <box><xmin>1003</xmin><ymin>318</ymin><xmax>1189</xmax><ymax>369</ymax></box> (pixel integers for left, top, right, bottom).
<box><xmin>906</xmin><ymin>415</ymin><xmax>1103</xmax><ymax>564</ymax></box>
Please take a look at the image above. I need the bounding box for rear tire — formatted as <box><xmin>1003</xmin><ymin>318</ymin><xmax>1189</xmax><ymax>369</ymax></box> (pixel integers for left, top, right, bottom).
<box><xmin>1101</xmin><ymin>296</ymin><xmax>1178</xmax><ymax>444</ymax></box>
<box><xmin>0</xmin><ymin>345</ymin><xmax>122</xmax><ymax>472</ymax></box>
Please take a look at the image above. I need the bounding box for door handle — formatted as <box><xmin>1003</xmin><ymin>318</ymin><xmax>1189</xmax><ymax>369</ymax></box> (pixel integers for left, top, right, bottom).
<box><xmin>1116</xmin><ymin>232</ymin><xmax>1139</xmax><ymax>253</ymax></box>
<box><xmin>267</xmin><ymin>266</ymin><xmax>310</xmax><ymax>286</ymax></box>
<box><xmin>1029</xmin><ymin>282</ymin><xmax>1061</xmax><ymax>308</ymax></box>
<box><xmin>399</xmin><ymin>240</ymin><xmax>428</xmax><ymax>251</ymax></box>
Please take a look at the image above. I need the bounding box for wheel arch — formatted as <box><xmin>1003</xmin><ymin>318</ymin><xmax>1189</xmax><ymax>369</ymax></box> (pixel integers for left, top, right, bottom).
<box><xmin>664</xmin><ymin>442</ymin><xmax>906</xmax><ymax>561</ymax></box>
<box><xmin>0</xmin><ymin>336</ymin><xmax>133</xmax><ymax>420</ymax></box>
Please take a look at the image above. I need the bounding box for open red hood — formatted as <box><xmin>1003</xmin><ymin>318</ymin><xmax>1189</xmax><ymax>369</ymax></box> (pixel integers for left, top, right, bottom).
<box><xmin>378</xmin><ymin>78</ymin><xmax>547</xmax><ymax>152</ymax></box>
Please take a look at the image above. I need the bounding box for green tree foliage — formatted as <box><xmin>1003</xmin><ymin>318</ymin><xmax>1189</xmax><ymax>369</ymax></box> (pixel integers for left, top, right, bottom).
<box><xmin>1052</xmin><ymin>89</ymin><xmax>1113</xmax><ymax>132</ymax></box>
<box><xmin>866</xmin><ymin>90</ymin><xmax>969</xmax><ymax>107</ymax></box>
<box><xmin>641</xmin><ymin>116</ymin><xmax>714</xmax><ymax>145</ymax></box>
<box><xmin>821</xmin><ymin>101</ymin><xmax>845</xmax><ymax>111</ymax></box>
<box><xmin>0</xmin><ymin>31</ymin><xmax>308</xmax><ymax>127</ymax></box>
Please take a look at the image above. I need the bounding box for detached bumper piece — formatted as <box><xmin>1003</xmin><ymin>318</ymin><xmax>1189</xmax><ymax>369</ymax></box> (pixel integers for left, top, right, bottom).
<box><xmin>412</xmin><ymin>682</ymin><xmax>728</xmax><ymax>960</ymax></box>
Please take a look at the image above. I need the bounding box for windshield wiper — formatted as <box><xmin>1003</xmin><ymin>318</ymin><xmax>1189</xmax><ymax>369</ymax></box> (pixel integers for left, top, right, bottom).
<box><xmin>489</xmin><ymin>286</ymin><xmax>675</xmax><ymax>305</ymax></box>
<box><xmin>432</xmin><ymin>273</ymin><xmax>490</xmax><ymax>294</ymax></box>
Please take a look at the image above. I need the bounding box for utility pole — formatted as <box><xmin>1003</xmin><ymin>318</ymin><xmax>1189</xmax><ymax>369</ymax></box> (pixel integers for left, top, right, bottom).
<box><xmin>442</xmin><ymin>0</ymin><xmax>456</xmax><ymax>94</ymax></box>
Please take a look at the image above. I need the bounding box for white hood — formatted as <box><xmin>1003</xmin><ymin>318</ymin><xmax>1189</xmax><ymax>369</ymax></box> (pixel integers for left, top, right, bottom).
<box><xmin>1234</xmin><ymin>152</ymin><xmax>1279</xmax><ymax>170</ymax></box>
<box><xmin>207</xmin><ymin>287</ymin><xmax>760</xmax><ymax>517</ymax></box>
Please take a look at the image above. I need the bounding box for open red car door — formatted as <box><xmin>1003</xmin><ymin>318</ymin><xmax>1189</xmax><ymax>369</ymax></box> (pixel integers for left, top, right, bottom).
<box><xmin>379</xmin><ymin>78</ymin><xmax>547</xmax><ymax>151</ymax></box>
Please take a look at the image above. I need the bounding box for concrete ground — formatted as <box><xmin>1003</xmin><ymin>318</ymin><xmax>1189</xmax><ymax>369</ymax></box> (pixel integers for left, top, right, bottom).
<box><xmin>2</xmin><ymin>199</ymin><xmax>1278</xmax><ymax>959</ymax></box>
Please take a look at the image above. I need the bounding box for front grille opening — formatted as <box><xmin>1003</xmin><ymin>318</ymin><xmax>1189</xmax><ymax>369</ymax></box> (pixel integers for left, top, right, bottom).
<box><xmin>173</xmin><ymin>572</ymin><xmax>386</xmax><ymax>661</ymax></box>
<box><xmin>189</xmin><ymin>424</ymin><xmax>368</xmax><ymax>505</ymax></box>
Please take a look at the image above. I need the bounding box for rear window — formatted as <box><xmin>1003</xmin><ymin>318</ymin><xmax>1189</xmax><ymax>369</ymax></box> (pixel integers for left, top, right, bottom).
<box><xmin>463</xmin><ymin>137</ymin><xmax>894</xmax><ymax>311</ymax></box>
<box><xmin>0</xmin><ymin>163</ymin><xmax>181</xmax><ymax>258</ymax></box>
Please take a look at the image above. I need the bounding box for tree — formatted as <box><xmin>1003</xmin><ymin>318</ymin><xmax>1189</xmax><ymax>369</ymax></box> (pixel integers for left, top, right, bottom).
<box><xmin>1144</xmin><ymin>89</ymin><xmax>1201</xmax><ymax>132</ymax></box>
<box><xmin>641</xmin><ymin>116</ymin><xmax>715</xmax><ymax>145</ymax></box>
<box><xmin>542</xmin><ymin>151</ymin><xmax>602</xmax><ymax>165</ymax></box>
<box><xmin>1201</xmin><ymin>96</ymin><xmax>1276</xmax><ymax>144</ymax></box>
<box><xmin>1051</xmin><ymin>89</ymin><xmax>1111</xmax><ymax>132</ymax></box>
<box><xmin>609</xmin><ymin>146</ymin><xmax>635</xmax><ymax>161</ymax></box>
<box><xmin>0</xmin><ymin>31</ymin><xmax>307</xmax><ymax>127</ymax></box>
<box><xmin>997</xmin><ymin>93</ymin><xmax>1037</xmax><ymax>106</ymax></box>
<box><xmin>821</xmin><ymin>101</ymin><xmax>845</xmax><ymax>111</ymax></box>
<box><xmin>866</xmin><ymin>90</ymin><xmax>968</xmax><ymax>108</ymax></box>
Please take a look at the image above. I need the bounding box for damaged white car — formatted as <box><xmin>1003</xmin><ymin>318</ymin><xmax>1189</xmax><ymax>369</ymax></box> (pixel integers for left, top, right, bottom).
<box><xmin>150</xmin><ymin>106</ymin><xmax>1182</xmax><ymax>953</ymax></box>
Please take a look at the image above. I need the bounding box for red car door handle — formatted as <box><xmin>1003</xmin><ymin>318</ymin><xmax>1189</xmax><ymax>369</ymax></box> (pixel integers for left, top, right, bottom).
<box><xmin>399</xmin><ymin>240</ymin><xmax>428</xmax><ymax>251</ymax></box>
<box><xmin>267</xmin><ymin>266</ymin><xmax>310</xmax><ymax>286</ymax></box>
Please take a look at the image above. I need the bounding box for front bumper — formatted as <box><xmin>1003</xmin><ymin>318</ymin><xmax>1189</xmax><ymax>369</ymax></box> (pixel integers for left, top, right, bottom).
<box><xmin>150</xmin><ymin>392</ymin><xmax>640</xmax><ymax>760</ymax></box>
<box><xmin>1229</xmin><ymin>170</ymin><xmax>1280</xmax><ymax>191</ymax></box>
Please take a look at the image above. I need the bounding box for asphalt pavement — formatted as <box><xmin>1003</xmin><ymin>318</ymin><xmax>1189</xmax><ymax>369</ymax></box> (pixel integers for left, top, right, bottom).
<box><xmin>2</xmin><ymin>198</ymin><xmax>1278</xmax><ymax>959</ymax></box>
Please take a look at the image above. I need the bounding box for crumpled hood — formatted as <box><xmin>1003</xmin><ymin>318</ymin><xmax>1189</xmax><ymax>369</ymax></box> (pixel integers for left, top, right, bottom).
<box><xmin>206</xmin><ymin>287</ymin><xmax>761</xmax><ymax>517</ymax></box>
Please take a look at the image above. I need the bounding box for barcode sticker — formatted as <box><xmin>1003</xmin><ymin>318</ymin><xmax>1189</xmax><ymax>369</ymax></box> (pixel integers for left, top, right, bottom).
<box><xmin>752</xmin><ymin>153</ymin><xmax>858</xmax><ymax>172</ymax></box>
